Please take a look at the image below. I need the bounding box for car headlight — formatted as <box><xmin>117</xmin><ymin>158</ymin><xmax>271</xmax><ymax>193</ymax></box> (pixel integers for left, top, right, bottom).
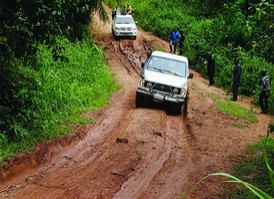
<box><xmin>146</xmin><ymin>82</ymin><xmax>153</xmax><ymax>88</ymax></box>
<box><xmin>141</xmin><ymin>79</ymin><xmax>145</xmax><ymax>86</ymax></box>
<box><xmin>180</xmin><ymin>88</ymin><xmax>185</xmax><ymax>94</ymax></box>
<box><xmin>173</xmin><ymin>88</ymin><xmax>179</xmax><ymax>93</ymax></box>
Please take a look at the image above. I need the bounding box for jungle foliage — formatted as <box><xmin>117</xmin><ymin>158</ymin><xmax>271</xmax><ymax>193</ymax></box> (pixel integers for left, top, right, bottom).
<box><xmin>0</xmin><ymin>0</ymin><xmax>117</xmax><ymax>159</ymax></box>
<box><xmin>106</xmin><ymin>0</ymin><xmax>274</xmax><ymax>114</ymax></box>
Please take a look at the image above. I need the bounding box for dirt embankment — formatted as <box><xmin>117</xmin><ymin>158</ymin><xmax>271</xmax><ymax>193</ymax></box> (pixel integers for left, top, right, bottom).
<box><xmin>0</xmin><ymin>7</ymin><xmax>273</xmax><ymax>199</ymax></box>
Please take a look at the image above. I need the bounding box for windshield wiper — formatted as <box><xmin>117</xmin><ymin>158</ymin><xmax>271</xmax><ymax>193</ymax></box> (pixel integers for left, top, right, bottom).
<box><xmin>149</xmin><ymin>66</ymin><xmax>163</xmax><ymax>72</ymax></box>
<box><xmin>162</xmin><ymin>69</ymin><xmax>180</xmax><ymax>76</ymax></box>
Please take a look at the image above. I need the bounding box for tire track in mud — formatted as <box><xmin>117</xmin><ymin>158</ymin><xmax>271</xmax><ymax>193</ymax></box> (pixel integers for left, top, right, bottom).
<box><xmin>113</xmin><ymin>113</ymin><xmax>196</xmax><ymax>199</ymax></box>
<box><xmin>111</xmin><ymin>37</ymin><xmax>198</xmax><ymax>198</ymax></box>
<box><xmin>102</xmin><ymin>29</ymin><xmax>199</xmax><ymax>199</ymax></box>
<box><xmin>0</xmin><ymin>30</ymin><xmax>180</xmax><ymax>198</ymax></box>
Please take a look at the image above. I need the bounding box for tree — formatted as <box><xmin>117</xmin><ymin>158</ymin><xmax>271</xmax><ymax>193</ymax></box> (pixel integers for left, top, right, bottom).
<box><xmin>0</xmin><ymin>0</ymin><xmax>107</xmax><ymax>139</ymax></box>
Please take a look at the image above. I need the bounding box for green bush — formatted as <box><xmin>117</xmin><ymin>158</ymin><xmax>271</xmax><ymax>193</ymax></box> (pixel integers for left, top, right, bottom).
<box><xmin>0</xmin><ymin>38</ymin><xmax>118</xmax><ymax>161</ymax></box>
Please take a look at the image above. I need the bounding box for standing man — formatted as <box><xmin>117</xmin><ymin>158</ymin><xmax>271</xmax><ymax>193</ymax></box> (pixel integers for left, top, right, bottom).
<box><xmin>178</xmin><ymin>31</ymin><xmax>185</xmax><ymax>55</ymax></box>
<box><xmin>125</xmin><ymin>3</ymin><xmax>132</xmax><ymax>14</ymax></box>
<box><xmin>206</xmin><ymin>52</ymin><xmax>215</xmax><ymax>86</ymax></box>
<box><xmin>169</xmin><ymin>29</ymin><xmax>180</xmax><ymax>54</ymax></box>
<box><xmin>112</xmin><ymin>6</ymin><xmax>118</xmax><ymax>19</ymax></box>
<box><xmin>232</xmin><ymin>58</ymin><xmax>242</xmax><ymax>101</ymax></box>
<box><xmin>259</xmin><ymin>69</ymin><xmax>271</xmax><ymax>114</ymax></box>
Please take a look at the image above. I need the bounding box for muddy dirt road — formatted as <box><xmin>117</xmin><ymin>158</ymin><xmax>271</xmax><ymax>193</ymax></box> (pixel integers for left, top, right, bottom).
<box><xmin>0</xmin><ymin>8</ymin><xmax>273</xmax><ymax>199</ymax></box>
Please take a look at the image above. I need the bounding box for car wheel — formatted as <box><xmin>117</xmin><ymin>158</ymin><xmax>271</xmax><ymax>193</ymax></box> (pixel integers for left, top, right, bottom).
<box><xmin>167</xmin><ymin>103</ymin><xmax>182</xmax><ymax>115</ymax></box>
<box><xmin>182</xmin><ymin>94</ymin><xmax>189</xmax><ymax>117</ymax></box>
<box><xmin>135</xmin><ymin>93</ymin><xmax>143</xmax><ymax>108</ymax></box>
<box><xmin>175</xmin><ymin>103</ymin><xmax>183</xmax><ymax>115</ymax></box>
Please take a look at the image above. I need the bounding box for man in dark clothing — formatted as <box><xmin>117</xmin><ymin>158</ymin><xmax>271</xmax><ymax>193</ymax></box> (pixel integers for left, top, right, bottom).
<box><xmin>206</xmin><ymin>52</ymin><xmax>215</xmax><ymax>86</ymax></box>
<box><xmin>147</xmin><ymin>48</ymin><xmax>153</xmax><ymax>58</ymax></box>
<box><xmin>178</xmin><ymin>31</ymin><xmax>185</xmax><ymax>55</ymax></box>
<box><xmin>259</xmin><ymin>69</ymin><xmax>271</xmax><ymax>114</ymax></box>
<box><xmin>169</xmin><ymin>29</ymin><xmax>180</xmax><ymax>54</ymax></box>
<box><xmin>232</xmin><ymin>59</ymin><xmax>242</xmax><ymax>101</ymax></box>
<box><xmin>111</xmin><ymin>6</ymin><xmax>120</xmax><ymax>19</ymax></box>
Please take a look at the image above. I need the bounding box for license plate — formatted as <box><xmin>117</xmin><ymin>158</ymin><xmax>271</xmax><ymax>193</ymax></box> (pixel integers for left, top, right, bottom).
<box><xmin>153</xmin><ymin>93</ymin><xmax>164</xmax><ymax>102</ymax></box>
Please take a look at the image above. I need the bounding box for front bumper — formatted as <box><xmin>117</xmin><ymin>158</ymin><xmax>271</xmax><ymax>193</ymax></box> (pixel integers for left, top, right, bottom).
<box><xmin>114</xmin><ymin>30</ymin><xmax>137</xmax><ymax>37</ymax></box>
<box><xmin>136</xmin><ymin>85</ymin><xmax>186</xmax><ymax>104</ymax></box>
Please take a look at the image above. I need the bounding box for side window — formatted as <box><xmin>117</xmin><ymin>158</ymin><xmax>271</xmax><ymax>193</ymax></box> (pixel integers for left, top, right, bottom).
<box><xmin>178</xmin><ymin>62</ymin><xmax>186</xmax><ymax>77</ymax></box>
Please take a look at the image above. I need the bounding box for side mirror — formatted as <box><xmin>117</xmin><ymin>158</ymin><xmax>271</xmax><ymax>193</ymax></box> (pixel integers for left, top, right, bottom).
<box><xmin>188</xmin><ymin>73</ymin><xmax>194</xmax><ymax>79</ymax></box>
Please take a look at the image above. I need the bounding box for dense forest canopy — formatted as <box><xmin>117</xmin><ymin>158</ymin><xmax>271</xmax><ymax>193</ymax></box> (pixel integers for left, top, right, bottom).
<box><xmin>0</xmin><ymin>0</ymin><xmax>106</xmax><ymax>60</ymax></box>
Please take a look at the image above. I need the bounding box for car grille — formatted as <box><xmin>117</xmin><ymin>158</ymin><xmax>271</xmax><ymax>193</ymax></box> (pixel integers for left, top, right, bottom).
<box><xmin>145</xmin><ymin>82</ymin><xmax>180</xmax><ymax>94</ymax></box>
<box><xmin>121</xmin><ymin>27</ymin><xmax>132</xmax><ymax>31</ymax></box>
<box><xmin>153</xmin><ymin>84</ymin><xmax>171</xmax><ymax>93</ymax></box>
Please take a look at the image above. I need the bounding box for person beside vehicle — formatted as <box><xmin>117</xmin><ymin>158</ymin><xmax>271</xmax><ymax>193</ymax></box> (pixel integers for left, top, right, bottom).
<box><xmin>232</xmin><ymin>58</ymin><xmax>242</xmax><ymax>101</ymax></box>
<box><xmin>259</xmin><ymin>69</ymin><xmax>271</xmax><ymax>114</ymax></box>
<box><xmin>206</xmin><ymin>52</ymin><xmax>215</xmax><ymax>86</ymax></box>
<box><xmin>125</xmin><ymin>3</ymin><xmax>132</xmax><ymax>14</ymax></box>
<box><xmin>112</xmin><ymin>6</ymin><xmax>119</xmax><ymax>20</ymax></box>
<box><xmin>169</xmin><ymin>29</ymin><xmax>180</xmax><ymax>54</ymax></box>
<box><xmin>178</xmin><ymin>31</ymin><xmax>185</xmax><ymax>55</ymax></box>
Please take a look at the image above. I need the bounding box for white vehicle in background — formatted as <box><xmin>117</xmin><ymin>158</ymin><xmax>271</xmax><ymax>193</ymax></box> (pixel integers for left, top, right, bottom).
<box><xmin>135</xmin><ymin>51</ymin><xmax>193</xmax><ymax>115</ymax></box>
<box><xmin>112</xmin><ymin>14</ymin><xmax>137</xmax><ymax>40</ymax></box>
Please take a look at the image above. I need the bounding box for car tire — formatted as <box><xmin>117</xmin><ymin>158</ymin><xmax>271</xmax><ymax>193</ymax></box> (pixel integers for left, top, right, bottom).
<box><xmin>182</xmin><ymin>94</ymin><xmax>189</xmax><ymax>117</ymax></box>
<box><xmin>166</xmin><ymin>103</ymin><xmax>181</xmax><ymax>115</ymax></box>
<box><xmin>135</xmin><ymin>93</ymin><xmax>143</xmax><ymax>108</ymax></box>
<box><xmin>175</xmin><ymin>103</ymin><xmax>183</xmax><ymax>115</ymax></box>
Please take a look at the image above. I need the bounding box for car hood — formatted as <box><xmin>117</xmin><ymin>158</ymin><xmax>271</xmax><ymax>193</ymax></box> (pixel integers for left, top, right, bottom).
<box><xmin>115</xmin><ymin>23</ymin><xmax>136</xmax><ymax>28</ymax></box>
<box><xmin>144</xmin><ymin>70</ymin><xmax>188</xmax><ymax>88</ymax></box>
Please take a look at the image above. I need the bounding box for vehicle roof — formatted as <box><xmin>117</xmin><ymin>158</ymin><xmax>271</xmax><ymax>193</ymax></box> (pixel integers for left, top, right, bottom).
<box><xmin>151</xmin><ymin>51</ymin><xmax>188</xmax><ymax>62</ymax></box>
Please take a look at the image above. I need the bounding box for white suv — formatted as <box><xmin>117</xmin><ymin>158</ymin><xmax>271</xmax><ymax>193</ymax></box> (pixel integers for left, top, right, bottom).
<box><xmin>135</xmin><ymin>51</ymin><xmax>193</xmax><ymax>114</ymax></box>
<box><xmin>112</xmin><ymin>15</ymin><xmax>137</xmax><ymax>39</ymax></box>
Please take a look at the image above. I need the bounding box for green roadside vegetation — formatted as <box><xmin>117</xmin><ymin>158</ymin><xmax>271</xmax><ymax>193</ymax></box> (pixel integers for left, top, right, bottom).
<box><xmin>104</xmin><ymin>0</ymin><xmax>274</xmax><ymax>198</ymax></box>
<box><xmin>0</xmin><ymin>0</ymin><xmax>118</xmax><ymax>161</ymax></box>
<box><xmin>231</xmin><ymin>133</ymin><xmax>274</xmax><ymax>199</ymax></box>
<box><xmin>0</xmin><ymin>38</ymin><xmax>118</xmax><ymax>162</ymax></box>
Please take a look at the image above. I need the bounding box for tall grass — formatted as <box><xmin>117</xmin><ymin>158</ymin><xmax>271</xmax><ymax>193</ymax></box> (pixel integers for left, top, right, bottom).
<box><xmin>217</xmin><ymin>99</ymin><xmax>257</xmax><ymax>123</ymax></box>
<box><xmin>0</xmin><ymin>38</ymin><xmax>118</xmax><ymax>161</ymax></box>
<box><xmin>182</xmin><ymin>124</ymin><xmax>274</xmax><ymax>199</ymax></box>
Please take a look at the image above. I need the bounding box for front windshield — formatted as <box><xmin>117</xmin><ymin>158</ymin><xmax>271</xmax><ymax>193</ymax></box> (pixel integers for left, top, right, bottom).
<box><xmin>115</xmin><ymin>17</ymin><xmax>135</xmax><ymax>24</ymax></box>
<box><xmin>147</xmin><ymin>56</ymin><xmax>187</xmax><ymax>77</ymax></box>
